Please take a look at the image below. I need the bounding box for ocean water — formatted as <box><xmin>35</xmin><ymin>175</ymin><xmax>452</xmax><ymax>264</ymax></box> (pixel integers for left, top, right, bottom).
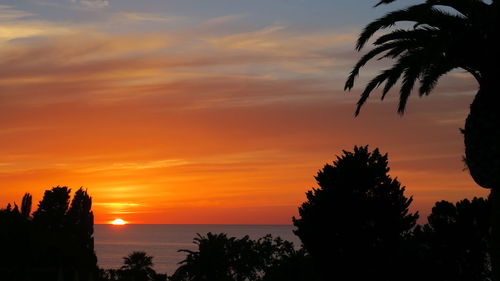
<box><xmin>94</xmin><ymin>224</ymin><xmax>300</xmax><ymax>275</ymax></box>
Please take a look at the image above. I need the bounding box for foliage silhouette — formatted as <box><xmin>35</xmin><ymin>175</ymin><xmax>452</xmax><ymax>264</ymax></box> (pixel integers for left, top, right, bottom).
<box><xmin>260</xmin><ymin>247</ymin><xmax>316</xmax><ymax>281</ymax></box>
<box><xmin>344</xmin><ymin>0</ymin><xmax>500</xmax><ymax>277</ymax></box>
<box><xmin>120</xmin><ymin>251</ymin><xmax>157</xmax><ymax>281</ymax></box>
<box><xmin>411</xmin><ymin>197</ymin><xmax>491</xmax><ymax>281</ymax></box>
<box><xmin>0</xmin><ymin>193</ymin><xmax>32</xmax><ymax>280</ymax></box>
<box><xmin>99</xmin><ymin>268</ymin><xmax>121</xmax><ymax>281</ymax></box>
<box><xmin>0</xmin><ymin>186</ymin><xmax>98</xmax><ymax>281</ymax></box>
<box><xmin>98</xmin><ymin>251</ymin><xmax>166</xmax><ymax>281</ymax></box>
<box><xmin>293</xmin><ymin>145</ymin><xmax>418</xmax><ymax>281</ymax></box>
<box><xmin>21</xmin><ymin>193</ymin><xmax>32</xmax><ymax>218</ymax></box>
<box><xmin>33</xmin><ymin>186</ymin><xmax>71</xmax><ymax>229</ymax></box>
<box><xmin>170</xmin><ymin>233</ymin><xmax>315</xmax><ymax>281</ymax></box>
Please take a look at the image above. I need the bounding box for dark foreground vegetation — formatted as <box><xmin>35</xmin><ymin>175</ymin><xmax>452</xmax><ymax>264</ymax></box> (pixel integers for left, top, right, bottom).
<box><xmin>345</xmin><ymin>0</ymin><xmax>499</xmax><ymax>278</ymax></box>
<box><xmin>99</xmin><ymin>252</ymin><xmax>167</xmax><ymax>281</ymax></box>
<box><xmin>0</xmin><ymin>187</ymin><xmax>97</xmax><ymax>281</ymax></box>
<box><xmin>0</xmin><ymin>146</ymin><xmax>492</xmax><ymax>281</ymax></box>
<box><xmin>2</xmin><ymin>0</ymin><xmax>498</xmax><ymax>280</ymax></box>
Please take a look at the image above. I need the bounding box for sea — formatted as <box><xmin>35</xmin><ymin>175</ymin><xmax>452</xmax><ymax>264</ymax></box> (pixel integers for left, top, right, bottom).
<box><xmin>94</xmin><ymin>224</ymin><xmax>300</xmax><ymax>275</ymax></box>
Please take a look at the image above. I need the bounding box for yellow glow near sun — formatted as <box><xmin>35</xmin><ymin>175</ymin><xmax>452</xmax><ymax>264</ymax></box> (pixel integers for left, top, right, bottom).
<box><xmin>111</xmin><ymin>218</ymin><xmax>127</xmax><ymax>225</ymax></box>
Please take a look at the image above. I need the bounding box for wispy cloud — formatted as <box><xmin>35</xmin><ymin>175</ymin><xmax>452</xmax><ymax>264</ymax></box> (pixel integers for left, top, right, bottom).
<box><xmin>0</xmin><ymin>2</ymin><xmax>484</xmax><ymax>224</ymax></box>
<box><xmin>0</xmin><ymin>5</ymin><xmax>35</xmax><ymax>20</ymax></box>
<box><xmin>117</xmin><ymin>12</ymin><xmax>183</xmax><ymax>23</ymax></box>
<box><xmin>0</xmin><ymin>14</ymin><xmax>73</xmax><ymax>43</ymax></box>
<box><xmin>0</xmin><ymin>23</ymin><xmax>353</xmax><ymax>93</ymax></box>
<box><xmin>69</xmin><ymin>0</ymin><xmax>109</xmax><ymax>8</ymax></box>
<box><xmin>93</xmin><ymin>202</ymin><xmax>142</xmax><ymax>215</ymax></box>
<box><xmin>201</xmin><ymin>14</ymin><xmax>248</xmax><ymax>26</ymax></box>
<box><xmin>78</xmin><ymin>159</ymin><xmax>191</xmax><ymax>173</ymax></box>
<box><xmin>94</xmin><ymin>202</ymin><xmax>141</xmax><ymax>207</ymax></box>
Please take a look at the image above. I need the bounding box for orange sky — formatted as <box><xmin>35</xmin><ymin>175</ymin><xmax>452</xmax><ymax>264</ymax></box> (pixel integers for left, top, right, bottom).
<box><xmin>0</xmin><ymin>2</ymin><xmax>488</xmax><ymax>224</ymax></box>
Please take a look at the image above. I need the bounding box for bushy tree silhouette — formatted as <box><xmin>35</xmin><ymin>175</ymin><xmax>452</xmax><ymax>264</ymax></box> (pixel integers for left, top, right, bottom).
<box><xmin>21</xmin><ymin>193</ymin><xmax>32</xmax><ymax>219</ymax></box>
<box><xmin>0</xmin><ymin>193</ymin><xmax>32</xmax><ymax>280</ymax></box>
<box><xmin>0</xmin><ymin>187</ymin><xmax>98</xmax><ymax>281</ymax></box>
<box><xmin>413</xmin><ymin>197</ymin><xmax>491</xmax><ymax>281</ymax></box>
<box><xmin>33</xmin><ymin>186</ymin><xmax>71</xmax><ymax>230</ymax></box>
<box><xmin>171</xmin><ymin>233</ymin><xmax>313</xmax><ymax>281</ymax></box>
<box><xmin>293</xmin><ymin>146</ymin><xmax>418</xmax><ymax>281</ymax></box>
<box><xmin>260</xmin><ymin>247</ymin><xmax>316</xmax><ymax>281</ymax></box>
<box><xmin>67</xmin><ymin>188</ymin><xmax>98</xmax><ymax>281</ymax></box>
<box><xmin>344</xmin><ymin>1</ymin><xmax>500</xmax><ymax>277</ymax></box>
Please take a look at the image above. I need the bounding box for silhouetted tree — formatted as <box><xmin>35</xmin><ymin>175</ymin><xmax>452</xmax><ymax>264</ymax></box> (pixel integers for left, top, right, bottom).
<box><xmin>344</xmin><ymin>1</ymin><xmax>500</xmax><ymax>277</ymax></box>
<box><xmin>31</xmin><ymin>186</ymin><xmax>73</xmax><ymax>280</ymax></box>
<box><xmin>260</xmin><ymin>248</ymin><xmax>316</xmax><ymax>281</ymax></box>
<box><xmin>33</xmin><ymin>186</ymin><xmax>71</xmax><ymax>230</ymax></box>
<box><xmin>99</xmin><ymin>268</ymin><xmax>121</xmax><ymax>281</ymax></box>
<box><xmin>1</xmin><ymin>187</ymin><xmax>98</xmax><ymax>280</ymax></box>
<box><xmin>172</xmin><ymin>233</ymin><xmax>249</xmax><ymax>281</ymax></box>
<box><xmin>171</xmin><ymin>233</ymin><xmax>313</xmax><ymax>281</ymax></box>
<box><xmin>98</xmin><ymin>252</ymin><xmax>166</xmax><ymax>281</ymax></box>
<box><xmin>120</xmin><ymin>251</ymin><xmax>156</xmax><ymax>281</ymax></box>
<box><xmin>67</xmin><ymin>188</ymin><xmax>98</xmax><ymax>280</ymax></box>
<box><xmin>21</xmin><ymin>193</ymin><xmax>32</xmax><ymax>219</ymax></box>
<box><xmin>293</xmin><ymin>146</ymin><xmax>418</xmax><ymax>281</ymax></box>
<box><xmin>413</xmin><ymin>197</ymin><xmax>491</xmax><ymax>281</ymax></box>
<box><xmin>0</xmin><ymin>193</ymin><xmax>32</xmax><ymax>280</ymax></box>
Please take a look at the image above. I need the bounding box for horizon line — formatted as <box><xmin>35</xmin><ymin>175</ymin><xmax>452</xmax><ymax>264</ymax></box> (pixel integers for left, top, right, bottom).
<box><xmin>95</xmin><ymin>223</ymin><xmax>294</xmax><ymax>226</ymax></box>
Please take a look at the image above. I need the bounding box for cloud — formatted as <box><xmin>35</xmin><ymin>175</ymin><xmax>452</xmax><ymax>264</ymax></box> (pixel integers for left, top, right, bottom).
<box><xmin>78</xmin><ymin>159</ymin><xmax>191</xmax><ymax>173</ymax></box>
<box><xmin>0</xmin><ymin>5</ymin><xmax>35</xmax><ymax>20</ymax></box>
<box><xmin>117</xmin><ymin>12</ymin><xmax>182</xmax><ymax>23</ymax></box>
<box><xmin>0</xmin><ymin>6</ymin><xmax>71</xmax><ymax>44</ymax></box>
<box><xmin>93</xmin><ymin>202</ymin><xmax>142</xmax><ymax>215</ymax></box>
<box><xmin>201</xmin><ymin>14</ymin><xmax>248</xmax><ymax>26</ymax></box>
<box><xmin>0</xmin><ymin>9</ymin><xmax>484</xmax><ymax>224</ymax></box>
<box><xmin>209</xmin><ymin>25</ymin><xmax>356</xmax><ymax>54</ymax></box>
<box><xmin>0</xmin><ymin>21</ymin><xmax>72</xmax><ymax>43</ymax></box>
<box><xmin>94</xmin><ymin>202</ymin><xmax>140</xmax><ymax>207</ymax></box>
<box><xmin>209</xmin><ymin>25</ymin><xmax>287</xmax><ymax>51</ymax></box>
<box><xmin>69</xmin><ymin>0</ymin><xmax>109</xmax><ymax>8</ymax></box>
<box><xmin>0</xmin><ymin>24</ymin><xmax>355</xmax><ymax>91</ymax></box>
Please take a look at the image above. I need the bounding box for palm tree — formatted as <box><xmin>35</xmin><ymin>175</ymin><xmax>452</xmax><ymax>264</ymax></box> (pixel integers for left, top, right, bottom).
<box><xmin>172</xmin><ymin>233</ymin><xmax>238</xmax><ymax>281</ymax></box>
<box><xmin>121</xmin><ymin>251</ymin><xmax>156</xmax><ymax>281</ymax></box>
<box><xmin>344</xmin><ymin>0</ymin><xmax>499</xmax><ymax>279</ymax></box>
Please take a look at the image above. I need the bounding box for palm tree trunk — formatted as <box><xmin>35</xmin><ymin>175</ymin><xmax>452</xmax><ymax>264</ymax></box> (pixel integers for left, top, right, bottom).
<box><xmin>464</xmin><ymin>84</ymin><xmax>500</xmax><ymax>280</ymax></box>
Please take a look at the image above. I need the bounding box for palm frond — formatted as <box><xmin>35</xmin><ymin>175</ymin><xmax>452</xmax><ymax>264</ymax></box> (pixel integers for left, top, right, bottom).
<box><xmin>347</xmin><ymin>28</ymin><xmax>441</xmax><ymax>93</ymax></box>
<box><xmin>346</xmin><ymin>0</ymin><xmax>493</xmax><ymax>116</ymax></box>
<box><xmin>375</xmin><ymin>0</ymin><xmax>490</xmax><ymax>16</ymax></box>
<box><xmin>354</xmin><ymin>52</ymin><xmax>428</xmax><ymax>115</ymax></box>
<box><xmin>381</xmin><ymin>62</ymin><xmax>406</xmax><ymax>100</ymax></box>
<box><xmin>346</xmin><ymin>27</ymin><xmax>443</xmax><ymax>91</ymax></box>
<box><xmin>419</xmin><ymin>61</ymin><xmax>456</xmax><ymax>96</ymax></box>
<box><xmin>398</xmin><ymin>63</ymin><xmax>422</xmax><ymax>113</ymax></box>
<box><xmin>426</xmin><ymin>0</ymin><xmax>489</xmax><ymax>18</ymax></box>
<box><xmin>355</xmin><ymin>69</ymin><xmax>393</xmax><ymax>115</ymax></box>
<box><xmin>356</xmin><ymin>4</ymin><xmax>466</xmax><ymax>51</ymax></box>
<box><xmin>345</xmin><ymin>41</ymin><xmax>415</xmax><ymax>91</ymax></box>
<box><xmin>375</xmin><ymin>0</ymin><xmax>397</xmax><ymax>7</ymax></box>
<box><xmin>378</xmin><ymin>45</ymin><xmax>411</xmax><ymax>60</ymax></box>
<box><xmin>374</xmin><ymin>28</ymin><xmax>438</xmax><ymax>46</ymax></box>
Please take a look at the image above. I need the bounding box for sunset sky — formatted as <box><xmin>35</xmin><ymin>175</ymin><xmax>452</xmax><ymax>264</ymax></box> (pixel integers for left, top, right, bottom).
<box><xmin>0</xmin><ymin>0</ymin><xmax>487</xmax><ymax>224</ymax></box>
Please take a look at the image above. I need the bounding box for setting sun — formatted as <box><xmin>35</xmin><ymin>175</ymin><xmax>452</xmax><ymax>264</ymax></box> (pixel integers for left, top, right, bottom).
<box><xmin>111</xmin><ymin>219</ymin><xmax>127</xmax><ymax>225</ymax></box>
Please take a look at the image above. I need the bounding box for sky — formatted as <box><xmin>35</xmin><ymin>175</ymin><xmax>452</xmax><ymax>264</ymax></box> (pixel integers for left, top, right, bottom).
<box><xmin>0</xmin><ymin>0</ymin><xmax>488</xmax><ymax>224</ymax></box>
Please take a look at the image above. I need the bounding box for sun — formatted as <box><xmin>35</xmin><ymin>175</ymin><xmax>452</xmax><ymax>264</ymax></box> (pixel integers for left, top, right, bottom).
<box><xmin>111</xmin><ymin>218</ymin><xmax>127</xmax><ymax>225</ymax></box>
